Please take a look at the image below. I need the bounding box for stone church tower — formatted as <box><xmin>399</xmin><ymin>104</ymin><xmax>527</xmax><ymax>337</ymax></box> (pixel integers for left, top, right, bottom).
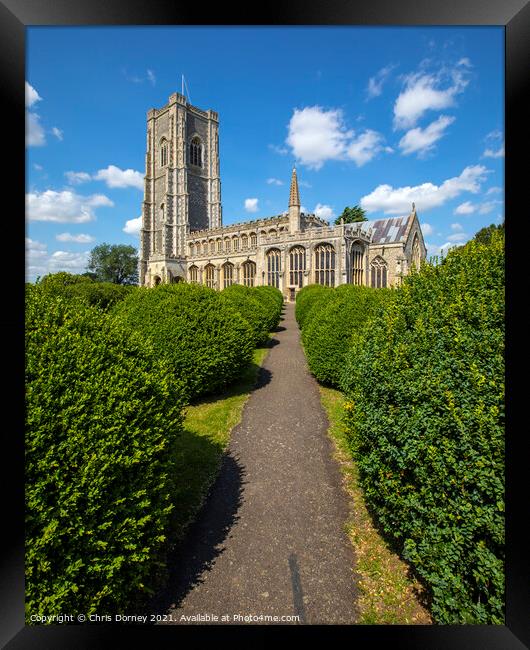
<box><xmin>139</xmin><ymin>92</ymin><xmax>222</xmax><ymax>285</ymax></box>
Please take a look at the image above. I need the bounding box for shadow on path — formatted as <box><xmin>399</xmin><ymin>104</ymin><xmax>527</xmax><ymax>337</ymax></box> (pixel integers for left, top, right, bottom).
<box><xmin>149</xmin><ymin>452</ymin><xmax>246</xmax><ymax>615</ymax></box>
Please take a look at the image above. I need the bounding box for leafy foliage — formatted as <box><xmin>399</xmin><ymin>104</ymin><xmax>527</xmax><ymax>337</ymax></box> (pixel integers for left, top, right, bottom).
<box><xmin>251</xmin><ymin>285</ymin><xmax>283</xmax><ymax>331</ymax></box>
<box><xmin>37</xmin><ymin>271</ymin><xmax>93</xmax><ymax>291</ymax></box>
<box><xmin>334</xmin><ymin>205</ymin><xmax>367</xmax><ymax>225</ymax></box>
<box><xmin>112</xmin><ymin>283</ymin><xmax>255</xmax><ymax>401</ymax></box>
<box><xmin>301</xmin><ymin>285</ymin><xmax>393</xmax><ymax>387</ymax></box>
<box><xmin>64</xmin><ymin>282</ymin><xmax>136</xmax><ymax>311</ymax></box>
<box><xmin>295</xmin><ymin>284</ymin><xmax>333</xmax><ymax>328</ymax></box>
<box><xmin>220</xmin><ymin>285</ymin><xmax>271</xmax><ymax>346</ymax></box>
<box><xmin>341</xmin><ymin>231</ymin><xmax>505</xmax><ymax>623</ymax></box>
<box><xmin>87</xmin><ymin>243</ymin><xmax>139</xmax><ymax>285</ymax></box>
<box><xmin>25</xmin><ymin>285</ymin><xmax>187</xmax><ymax>618</ymax></box>
<box><xmin>472</xmin><ymin>222</ymin><xmax>504</xmax><ymax>246</ymax></box>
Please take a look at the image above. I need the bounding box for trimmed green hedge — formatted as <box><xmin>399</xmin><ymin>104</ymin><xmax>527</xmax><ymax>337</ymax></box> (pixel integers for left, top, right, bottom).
<box><xmin>252</xmin><ymin>286</ymin><xmax>283</xmax><ymax>331</ymax></box>
<box><xmin>341</xmin><ymin>231</ymin><xmax>505</xmax><ymax>623</ymax></box>
<box><xmin>295</xmin><ymin>284</ymin><xmax>333</xmax><ymax>328</ymax></box>
<box><xmin>63</xmin><ymin>281</ymin><xmax>136</xmax><ymax>311</ymax></box>
<box><xmin>26</xmin><ymin>286</ymin><xmax>187</xmax><ymax>619</ymax></box>
<box><xmin>221</xmin><ymin>285</ymin><xmax>270</xmax><ymax>346</ymax></box>
<box><xmin>112</xmin><ymin>283</ymin><xmax>255</xmax><ymax>401</ymax></box>
<box><xmin>302</xmin><ymin>285</ymin><xmax>393</xmax><ymax>387</ymax></box>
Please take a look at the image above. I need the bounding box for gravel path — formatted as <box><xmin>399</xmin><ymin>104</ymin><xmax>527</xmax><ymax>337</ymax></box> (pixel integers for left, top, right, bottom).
<box><xmin>155</xmin><ymin>302</ymin><xmax>359</xmax><ymax>625</ymax></box>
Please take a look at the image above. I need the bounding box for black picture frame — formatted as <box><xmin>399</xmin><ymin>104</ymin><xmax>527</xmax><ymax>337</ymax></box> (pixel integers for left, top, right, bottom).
<box><xmin>4</xmin><ymin>0</ymin><xmax>527</xmax><ymax>647</ymax></box>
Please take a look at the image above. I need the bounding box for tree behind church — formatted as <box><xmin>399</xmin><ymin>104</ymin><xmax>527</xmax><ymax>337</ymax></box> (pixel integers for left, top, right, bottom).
<box><xmin>87</xmin><ymin>244</ymin><xmax>139</xmax><ymax>285</ymax></box>
<box><xmin>334</xmin><ymin>205</ymin><xmax>368</xmax><ymax>225</ymax></box>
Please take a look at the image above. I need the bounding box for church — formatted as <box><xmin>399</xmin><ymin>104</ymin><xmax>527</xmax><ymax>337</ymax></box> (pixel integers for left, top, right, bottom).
<box><xmin>139</xmin><ymin>91</ymin><xmax>427</xmax><ymax>300</ymax></box>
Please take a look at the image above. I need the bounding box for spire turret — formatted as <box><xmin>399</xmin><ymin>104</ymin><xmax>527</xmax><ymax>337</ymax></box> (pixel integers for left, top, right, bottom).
<box><xmin>288</xmin><ymin>166</ymin><xmax>301</xmax><ymax>233</ymax></box>
<box><xmin>289</xmin><ymin>166</ymin><xmax>300</xmax><ymax>207</ymax></box>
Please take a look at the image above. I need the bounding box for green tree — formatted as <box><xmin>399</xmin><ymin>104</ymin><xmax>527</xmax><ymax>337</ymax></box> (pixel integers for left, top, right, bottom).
<box><xmin>87</xmin><ymin>243</ymin><xmax>139</xmax><ymax>285</ymax></box>
<box><xmin>473</xmin><ymin>222</ymin><xmax>504</xmax><ymax>246</ymax></box>
<box><xmin>334</xmin><ymin>205</ymin><xmax>368</xmax><ymax>225</ymax></box>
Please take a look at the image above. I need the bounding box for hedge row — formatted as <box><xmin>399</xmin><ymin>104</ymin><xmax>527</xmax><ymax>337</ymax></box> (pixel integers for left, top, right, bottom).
<box><xmin>300</xmin><ymin>285</ymin><xmax>393</xmax><ymax>387</ymax></box>
<box><xmin>221</xmin><ymin>285</ymin><xmax>279</xmax><ymax>346</ymax></box>
<box><xmin>341</xmin><ymin>231</ymin><xmax>505</xmax><ymax>623</ymax></box>
<box><xmin>295</xmin><ymin>284</ymin><xmax>333</xmax><ymax>329</ymax></box>
<box><xmin>26</xmin><ymin>285</ymin><xmax>187</xmax><ymax>617</ymax></box>
<box><xmin>38</xmin><ymin>272</ymin><xmax>135</xmax><ymax>311</ymax></box>
<box><xmin>112</xmin><ymin>283</ymin><xmax>256</xmax><ymax>401</ymax></box>
<box><xmin>26</xmin><ymin>277</ymin><xmax>282</xmax><ymax>620</ymax></box>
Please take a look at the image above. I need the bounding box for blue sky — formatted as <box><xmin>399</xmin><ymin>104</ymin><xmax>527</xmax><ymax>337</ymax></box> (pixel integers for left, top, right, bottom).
<box><xmin>26</xmin><ymin>26</ymin><xmax>504</xmax><ymax>281</ymax></box>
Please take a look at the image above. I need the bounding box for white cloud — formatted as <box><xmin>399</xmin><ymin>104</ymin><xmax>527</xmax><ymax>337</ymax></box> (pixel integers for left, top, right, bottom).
<box><xmin>366</xmin><ymin>64</ymin><xmax>396</xmax><ymax>100</ymax></box>
<box><xmin>486</xmin><ymin>186</ymin><xmax>503</xmax><ymax>195</ymax></box>
<box><xmin>94</xmin><ymin>165</ymin><xmax>144</xmax><ymax>190</ymax></box>
<box><xmin>478</xmin><ymin>200</ymin><xmax>502</xmax><ymax>214</ymax></box>
<box><xmin>426</xmin><ymin>240</ymin><xmax>465</xmax><ymax>259</ymax></box>
<box><xmin>347</xmin><ymin>130</ymin><xmax>391</xmax><ymax>167</ymax></box>
<box><xmin>287</xmin><ymin>106</ymin><xmax>352</xmax><ymax>170</ymax></box>
<box><xmin>33</xmin><ymin>163</ymin><xmax>43</xmax><ymax>171</ymax></box>
<box><xmin>56</xmin><ymin>232</ymin><xmax>95</xmax><ymax>243</ymax></box>
<box><xmin>26</xmin><ymin>238</ymin><xmax>91</xmax><ymax>281</ymax></box>
<box><xmin>393</xmin><ymin>65</ymin><xmax>469</xmax><ymax>129</ymax></box>
<box><xmin>65</xmin><ymin>171</ymin><xmax>92</xmax><ymax>185</ymax></box>
<box><xmin>25</xmin><ymin>82</ymin><xmax>42</xmax><ymax>108</ymax></box>
<box><xmin>457</xmin><ymin>57</ymin><xmax>472</xmax><ymax>68</ymax></box>
<box><xmin>147</xmin><ymin>69</ymin><xmax>156</xmax><ymax>85</ymax></box>
<box><xmin>26</xmin><ymin>190</ymin><xmax>113</xmax><ymax>223</ymax></box>
<box><xmin>314</xmin><ymin>203</ymin><xmax>335</xmax><ymax>221</ymax></box>
<box><xmin>51</xmin><ymin>126</ymin><xmax>63</xmax><ymax>141</ymax></box>
<box><xmin>48</xmin><ymin>250</ymin><xmax>91</xmax><ymax>273</ymax></box>
<box><xmin>267</xmin><ymin>178</ymin><xmax>283</xmax><ymax>186</ymax></box>
<box><xmin>454</xmin><ymin>201</ymin><xmax>476</xmax><ymax>215</ymax></box>
<box><xmin>299</xmin><ymin>180</ymin><xmax>312</xmax><ymax>188</ymax></box>
<box><xmin>421</xmin><ymin>222</ymin><xmax>433</xmax><ymax>236</ymax></box>
<box><xmin>245</xmin><ymin>198</ymin><xmax>259</xmax><ymax>213</ymax></box>
<box><xmin>26</xmin><ymin>112</ymin><xmax>46</xmax><ymax>147</ymax></box>
<box><xmin>360</xmin><ymin>165</ymin><xmax>489</xmax><ymax>215</ymax></box>
<box><xmin>447</xmin><ymin>231</ymin><xmax>468</xmax><ymax>242</ymax></box>
<box><xmin>451</xmin><ymin>222</ymin><xmax>463</xmax><ymax>231</ymax></box>
<box><xmin>286</xmin><ymin>106</ymin><xmax>389</xmax><ymax>170</ymax></box>
<box><xmin>398</xmin><ymin>115</ymin><xmax>455</xmax><ymax>157</ymax></box>
<box><xmin>123</xmin><ymin>216</ymin><xmax>142</xmax><ymax>236</ymax></box>
<box><xmin>483</xmin><ymin>143</ymin><xmax>504</xmax><ymax>158</ymax></box>
<box><xmin>268</xmin><ymin>144</ymin><xmax>288</xmax><ymax>155</ymax></box>
<box><xmin>485</xmin><ymin>129</ymin><xmax>503</xmax><ymax>140</ymax></box>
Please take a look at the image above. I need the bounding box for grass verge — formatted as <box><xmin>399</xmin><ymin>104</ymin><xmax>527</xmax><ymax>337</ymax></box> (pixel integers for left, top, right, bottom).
<box><xmin>319</xmin><ymin>385</ymin><xmax>432</xmax><ymax>625</ymax></box>
<box><xmin>168</xmin><ymin>344</ymin><xmax>270</xmax><ymax>543</ymax></box>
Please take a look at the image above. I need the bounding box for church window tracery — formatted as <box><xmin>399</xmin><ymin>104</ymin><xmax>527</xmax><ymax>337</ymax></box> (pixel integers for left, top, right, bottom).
<box><xmin>242</xmin><ymin>261</ymin><xmax>256</xmax><ymax>287</ymax></box>
<box><xmin>370</xmin><ymin>256</ymin><xmax>388</xmax><ymax>288</ymax></box>
<box><xmin>267</xmin><ymin>248</ymin><xmax>281</xmax><ymax>288</ymax></box>
<box><xmin>289</xmin><ymin>246</ymin><xmax>306</xmax><ymax>288</ymax></box>
<box><xmin>314</xmin><ymin>243</ymin><xmax>336</xmax><ymax>286</ymax></box>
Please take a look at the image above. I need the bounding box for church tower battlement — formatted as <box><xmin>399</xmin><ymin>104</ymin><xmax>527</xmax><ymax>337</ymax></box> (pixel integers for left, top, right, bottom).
<box><xmin>139</xmin><ymin>92</ymin><xmax>222</xmax><ymax>285</ymax></box>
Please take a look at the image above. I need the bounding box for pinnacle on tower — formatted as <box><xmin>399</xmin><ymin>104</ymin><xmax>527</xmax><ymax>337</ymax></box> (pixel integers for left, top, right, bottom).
<box><xmin>289</xmin><ymin>166</ymin><xmax>300</xmax><ymax>208</ymax></box>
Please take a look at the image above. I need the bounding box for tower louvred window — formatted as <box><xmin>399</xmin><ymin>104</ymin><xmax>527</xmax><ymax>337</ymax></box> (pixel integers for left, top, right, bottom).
<box><xmin>190</xmin><ymin>137</ymin><xmax>202</xmax><ymax>167</ymax></box>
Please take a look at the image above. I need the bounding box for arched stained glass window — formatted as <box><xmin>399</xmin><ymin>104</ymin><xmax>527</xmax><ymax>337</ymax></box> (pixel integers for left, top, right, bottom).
<box><xmin>205</xmin><ymin>264</ymin><xmax>215</xmax><ymax>289</ymax></box>
<box><xmin>242</xmin><ymin>261</ymin><xmax>256</xmax><ymax>287</ymax></box>
<box><xmin>370</xmin><ymin>256</ymin><xmax>388</xmax><ymax>288</ymax></box>
<box><xmin>250</xmin><ymin>233</ymin><xmax>257</xmax><ymax>248</ymax></box>
<box><xmin>289</xmin><ymin>246</ymin><xmax>306</xmax><ymax>288</ymax></box>
<box><xmin>223</xmin><ymin>262</ymin><xmax>234</xmax><ymax>288</ymax></box>
<box><xmin>189</xmin><ymin>266</ymin><xmax>199</xmax><ymax>283</ymax></box>
<box><xmin>314</xmin><ymin>243</ymin><xmax>336</xmax><ymax>286</ymax></box>
<box><xmin>350</xmin><ymin>242</ymin><xmax>364</xmax><ymax>285</ymax></box>
<box><xmin>267</xmin><ymin>249</ymin><xmax>281</xmax><ymax>288</ymax></box>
